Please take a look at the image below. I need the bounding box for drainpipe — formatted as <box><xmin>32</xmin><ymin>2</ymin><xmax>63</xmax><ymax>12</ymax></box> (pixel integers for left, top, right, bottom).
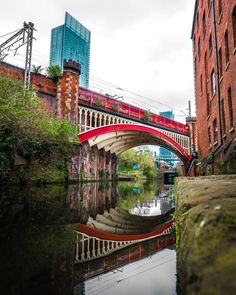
<box><xmin>211</xmin><ymin>0</ymin><xmax>223</xmax><ymax>145</ymax></box>
<box><xmin>211</xmin><ymin>0</ymin><xmax>223</xmax><ymax>173</ymax></box>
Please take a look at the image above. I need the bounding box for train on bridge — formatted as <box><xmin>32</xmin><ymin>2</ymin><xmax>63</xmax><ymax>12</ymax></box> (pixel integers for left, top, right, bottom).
<box><xmin>79</xmin><ymin>87</ymin><xmax>189</xmax><ymax>135</ymax></box>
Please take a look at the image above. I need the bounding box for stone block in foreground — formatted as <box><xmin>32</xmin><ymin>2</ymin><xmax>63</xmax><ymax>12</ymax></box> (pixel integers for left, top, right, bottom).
<box><xmin>175</xmin><ymin>175</ymin><xmax>236</xmax><ymax>295</ymax></box>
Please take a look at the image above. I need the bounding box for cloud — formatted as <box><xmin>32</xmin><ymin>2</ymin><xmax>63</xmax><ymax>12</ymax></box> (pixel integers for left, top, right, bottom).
<box><xmin>0</xmin><ymin>0</ymin><xmax>196</xmax><ymax>116</ymax></box>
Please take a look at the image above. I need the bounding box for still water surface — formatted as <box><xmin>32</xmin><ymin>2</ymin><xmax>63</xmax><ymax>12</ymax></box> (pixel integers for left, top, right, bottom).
<box><xmin>0</xmin><ymin>180</ymin><xmax>175</xmax><ymax>295</ymax></box>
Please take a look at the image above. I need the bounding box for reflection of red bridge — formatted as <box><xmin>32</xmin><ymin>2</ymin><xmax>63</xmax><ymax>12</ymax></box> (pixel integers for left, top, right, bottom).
<box><xmin>75</xmin><ymin>208</ymin><xmax>174</xmax><ymax>263</ymax></box>
<box><xmin>75</xmin><ymin>234</ymin><xmax>175</xmax><ymax>283</ymax></box>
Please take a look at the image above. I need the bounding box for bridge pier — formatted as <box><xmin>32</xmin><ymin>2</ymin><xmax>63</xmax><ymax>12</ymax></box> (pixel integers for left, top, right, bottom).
<box><xmin>68</xmin><ymin>142</ymin><xmax>117</xmax><ymax>182</ymax></box>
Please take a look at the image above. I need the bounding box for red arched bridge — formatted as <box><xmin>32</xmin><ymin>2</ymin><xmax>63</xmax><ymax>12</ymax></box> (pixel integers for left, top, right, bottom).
<box><xmin>78</xmin><ymin>87</ymin><xmax>191</xmax><ymax>163</ymax></box>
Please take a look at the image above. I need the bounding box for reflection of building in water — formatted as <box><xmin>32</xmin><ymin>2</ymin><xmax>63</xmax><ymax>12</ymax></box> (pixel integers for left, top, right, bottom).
<box><xmin>130</xmin><ymin>199</ymin><xmax>161</xmax><ymax>216</ymax></box>
<box><xmin>160</xmin><ymin>199</ymin><xmax>172</xmax><ymax>215</ymax></box>
<box><xmin>130</xmin><ymin>187</ymin><xmax>173</xmax><ymax>216</ymax></box>
<box><xmin>160</xmin><ymin>185</ymin><xmax>173</xmax><ymax>197</ymax></box>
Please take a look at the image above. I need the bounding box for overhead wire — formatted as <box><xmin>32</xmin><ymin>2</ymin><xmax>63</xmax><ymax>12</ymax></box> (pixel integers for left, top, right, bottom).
<box><xmin>88</xmin><ymin>256</ymin><xmax>175</xmax><ymax>295</ymax></box>
<box><xmin>1</xmin><ymin>40</ymin><xmax>188</xmax><ymax>116</ymax></box>
<box><xmin>86</xmin><ymin>250</ymin><xmax>173</xmax><ymax>293</ymax></box>
<box><xmin>0</xmin><ymin>28</ymin><xmax>21</xmax><ymax>39</ymax></box>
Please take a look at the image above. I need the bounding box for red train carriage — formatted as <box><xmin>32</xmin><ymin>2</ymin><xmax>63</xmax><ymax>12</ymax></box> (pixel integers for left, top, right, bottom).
<box><xmin>79</xmin><ymin>87</ymin><xmax>189</xmax><ymax>135</ymax></box>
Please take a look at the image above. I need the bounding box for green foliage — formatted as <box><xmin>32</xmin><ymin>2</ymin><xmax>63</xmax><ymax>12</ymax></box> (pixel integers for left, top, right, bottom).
<box><xmin>47</xmin><ymin>64</ymin><xmax>62</xmax><ymax>78</ymax></box>
<box><xmin>0</xmin><ymin>75</ymin><xmax>77</xmax><ymax>172</ymax></box>
<box><xmin>94</xmin><ymin>98</ymin><xmax>105</xmax><ymax>107</ymax></box>
<box><xmin>116</xmin><ymin>180</ymin><xmax>156</xmax><ymax>210</ymax></box>
<box><xmin>32</xmin><ymin>64</ymin><xmax>43</xmax><ymax>74</ymax></box>
<box><xmin>112</xmin><ymin>102</ymin><xmax>119</xmax><ymax>111</ymax></box>
<box><xmin>118</xmin><ymin>149</ymin><xmax>157</xmax><ymax>179</ymax></box>
<box><xmin>142</xmin><ymin>111</ymin><xmax>151</xmax><ymax>121</ymax></box>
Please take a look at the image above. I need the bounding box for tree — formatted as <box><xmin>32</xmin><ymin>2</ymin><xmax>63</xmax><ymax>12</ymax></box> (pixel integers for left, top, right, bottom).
<box><xmin>31</xmin><ymin>65</ymin><xmax>43</xmax><ymax>74</ymax></box>
<box><xmin>0</xmin><ymin>75</ymin><xmax>77</xmax><ymax>172</ymax></box>
<box><xmin>47</xmin><ymin>65</ymin><xmax>62</xmax><ymax>79</ymax></box>
<box><xmin>118</xmin><ymin>148</ymin><xmax>157</xmax><ymax>178</ymax></box>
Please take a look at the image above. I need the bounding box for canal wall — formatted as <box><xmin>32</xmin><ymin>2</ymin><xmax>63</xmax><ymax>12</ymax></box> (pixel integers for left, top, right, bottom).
<box><xmin>0</xmin><ymin>61</ymin><xmax>118</xmax><ymax>184</ymax></box>
<box><xmin>0</xmin><ymin>143</ymin><xmax>117</xmax><ymax>184</ymax></box>
<box><xmin>175</xmin><ymin>175</ymin><xmax>236</xmax><ymax>295</ymax></box>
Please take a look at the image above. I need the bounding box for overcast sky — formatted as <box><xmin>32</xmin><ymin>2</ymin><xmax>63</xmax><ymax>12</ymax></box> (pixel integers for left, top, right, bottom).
<box><xmin>0</xmin><ymin>0</ymin><xmax>196</xmax><ymax>119</ymax></box>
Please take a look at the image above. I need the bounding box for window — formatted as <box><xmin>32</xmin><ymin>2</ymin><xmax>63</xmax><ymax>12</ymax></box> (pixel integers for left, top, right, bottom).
<box><xmin>213</xmin><ymin>119</ymin><xmax>218</xmax><ymax>143</ymax></box>
<box><xmin>207</xmin><ymin>93</ymin><xmax>210</xmax><ymax>115</ymax></box>
<box><xmin>204</xmin><ymin>52</ymin><xmax>208</xmax><ymax>82</ymax></box>
<box><xmin>197</xmin><ymin>12</ymin><xmax>199</xmax><ymax>30</ymax></box>
<box><xmin>211</xmin><ymin>69</ymin><xmax>216</xmax><ymax>95</ymax></box>
<box><xmin>219</xmin><ymin>48</ymin><xmax>223</xmax><ymax>78</ymax></box>
<box><xmin>221</xmin><ymin>99</ymin><xmax>226</xmax><ymax>135</ymax></box>
<box><xmin>200</xmin><ymin>74</ymin><xmax>203</xmax><ymax>94</ymax></box>
<box><xmin>193</xmin><ymin>35</ymin><xmax>195</xmax><ymax>52</ymax></box>
<box><xmin>218</xmin><ymin>0</ymin><xmax>222</xmax><ymax>16</ymax></box>
<box><xmin>224</xmin><ymin>30</ymin><xmax>230</xmax><ymax>65</ymax></box>
<box><xmin>203</xmin><ymin>11</ymin><xmax>206</xmax><ymax>35</ymax></box>
<box><xmin>208</xmin><ymin>127</ymin><xmax>212</xmax><ymax>146</ymax></box>
<box><xmin>232</xmin><ymin>6</ymin><xmax>236</xmax><ymax>48</ymax></box>
<box><xmin>228</xmin><ymin>87</ymin><xmax>234</xmax><ymax>129</ymax></box>
<box><xmin>198</xmin><ymin>37</ymin><xmax>201</xmax><ymax>58</ymax></box>
<box><xmin>209</xmin><ymin>34</ymin><xmax>212</xmax><ymax>52</ymax></box>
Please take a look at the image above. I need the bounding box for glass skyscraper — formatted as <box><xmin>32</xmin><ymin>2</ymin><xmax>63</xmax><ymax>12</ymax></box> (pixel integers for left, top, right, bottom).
<box><xmin>159</xmin><ymin>111</ymin><xmax>176</xmax><ymax>166</ymax></box>
<box><xmin>49</xmin><ymin>12</ymin><xmax>90</xmax><ymax>88</ymax></box>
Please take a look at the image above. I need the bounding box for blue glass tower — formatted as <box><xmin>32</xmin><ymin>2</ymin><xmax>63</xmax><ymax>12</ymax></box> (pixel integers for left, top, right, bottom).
<box><xmin>159</xmin><ymin>111</ymin><xmax>176</xmax><ymax>166</ymax></box>
<box><xmin>50</xmin><ymin>12</ymin><xmax>90</xmax><ymax>88</ymax></box>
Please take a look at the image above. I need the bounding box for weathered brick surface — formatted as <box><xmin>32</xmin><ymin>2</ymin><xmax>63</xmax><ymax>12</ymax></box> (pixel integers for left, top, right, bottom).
<box><xmin>0</xmin><ymin>62</ymin><xmax>57</xmax><ymax>113</ymax></box>
<box><xmin>0</xmin><ymin>61</ymin><xmax>80</xmax><ymax>124</ymax></box>
<box><xmin>192</xmin><ymin>0</ymin><xmax>236</xmax><ymax>161</ymax></box>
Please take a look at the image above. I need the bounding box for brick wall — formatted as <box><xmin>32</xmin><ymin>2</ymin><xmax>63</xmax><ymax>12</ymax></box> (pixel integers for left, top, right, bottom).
<box><xmin>0</xmin><ymin>61</ymin><xmax>81</xmax><ymax>124</ymax></box>
<box><xmin>0</xmin><ymin>62</ymin><xmax>57</xmax><ymax>114</ymax></box>
<box><xmin>192</xmin><ymin>0</ymin><xmax>236</xmax><ymax>162</ymax></box>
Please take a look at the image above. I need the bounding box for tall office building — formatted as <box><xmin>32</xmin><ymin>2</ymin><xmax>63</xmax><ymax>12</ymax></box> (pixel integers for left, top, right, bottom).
<box><xmin>159</xmin><ymin>111</ymin><xmax>176</xmax><ymax>166</ymax></box>
<box><xmin>50</xmin><ymin>12</ymin><xmax>90</xmax><ymax>88</ymax></box>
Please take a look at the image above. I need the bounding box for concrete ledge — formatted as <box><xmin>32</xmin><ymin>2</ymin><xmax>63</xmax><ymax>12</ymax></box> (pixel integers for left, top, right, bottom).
<box><xmin>175</xmin><ymin>175</ymin><xmax>236</xmax><ymax>295</ymax></box>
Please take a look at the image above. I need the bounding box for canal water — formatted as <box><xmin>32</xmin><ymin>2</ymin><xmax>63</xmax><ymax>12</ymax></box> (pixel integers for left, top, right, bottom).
<box><xmin>0</xmin><ymin>180</ymin><xmax>176</xmax><ymax>295</ymax></box>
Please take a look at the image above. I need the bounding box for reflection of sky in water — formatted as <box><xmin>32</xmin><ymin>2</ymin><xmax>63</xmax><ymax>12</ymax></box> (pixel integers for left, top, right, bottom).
<box><xmin>130</xmin><ymin>199</ymin><xmax>162</xmax><ymax>216</ymax></box>
<box><xmin>81</xmin><ymin>249</ymin><xmax>176</xmax><ymax>295</ymax></box>
<box><xmin>129</xmin><ymin>195</ymin><xmax>173</xmax><ymax>216</ymax></box>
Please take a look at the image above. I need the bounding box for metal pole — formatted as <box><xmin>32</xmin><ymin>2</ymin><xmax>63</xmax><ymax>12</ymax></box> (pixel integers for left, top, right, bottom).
<box><xmin>188</xmin><ymin>100</ymin><xmax>191</xmax><ymax>117</ymax></box>
<box><xmin>24</xmin><ymin>22</ymin><xmax>34</xmax><ymax>88</ymax></box>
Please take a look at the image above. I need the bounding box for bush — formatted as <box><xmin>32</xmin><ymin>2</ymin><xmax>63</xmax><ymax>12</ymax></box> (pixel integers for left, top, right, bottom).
<box><xmin>47</xmin><ymin>65</ymin><xmax>62</xmax><ymax>79</ymax></box>
<box><xmin>0</xmin><ymin>75</ymin><xmax>77</xmax><ymax>172</ymax></box>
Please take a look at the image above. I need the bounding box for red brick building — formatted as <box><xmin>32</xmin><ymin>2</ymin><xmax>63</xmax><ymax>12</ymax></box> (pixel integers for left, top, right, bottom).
<box><xmin>191</xmin><ymin>0</ymin><xmax>236</xmax><ymax>173</ymax></box>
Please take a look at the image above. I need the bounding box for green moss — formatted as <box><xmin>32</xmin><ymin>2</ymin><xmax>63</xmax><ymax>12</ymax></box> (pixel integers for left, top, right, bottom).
<box><xmin>31</xmin><ymin>163</ymin><xmax>68</xmax><ymax>183</ymax></box>
<box><xmin>176</xmin><ymin>177</ymin><xmax>236</xmax><ymax>294</ymax></box>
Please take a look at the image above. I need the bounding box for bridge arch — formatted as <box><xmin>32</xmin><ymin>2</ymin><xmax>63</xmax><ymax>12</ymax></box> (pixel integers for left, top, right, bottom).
<box><xmin>78</xmin><ymin>124</ymin><xmax>191</xmax><ymax>163</ymax></box>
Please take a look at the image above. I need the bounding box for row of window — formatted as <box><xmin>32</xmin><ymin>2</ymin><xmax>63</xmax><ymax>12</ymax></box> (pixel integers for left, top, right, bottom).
<box><xmin>208</xmin><ymin>86</ymin><xmax>234</xmax><ymax>147</ymax></box>
<box><xmin>196</xmin><ymin>0</ymin><xmax>223</xmax><ymax>33</ymax></box>
<box><xmin>194</xmin><ymin>5</ymin><xmax>236</xmax><ymax>63</ymax></box>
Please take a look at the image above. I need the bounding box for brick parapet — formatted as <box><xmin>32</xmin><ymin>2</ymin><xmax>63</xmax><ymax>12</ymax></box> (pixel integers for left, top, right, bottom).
<box><xmin>0</xmin><ymin>61</ymin><xmax>80</xmax><ymax>124</ymax></box>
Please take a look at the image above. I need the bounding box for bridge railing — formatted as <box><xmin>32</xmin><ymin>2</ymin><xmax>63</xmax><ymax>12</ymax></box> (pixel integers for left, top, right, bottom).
<box><xmin>74</xmin><ymin>220</ymin><xmax>173</xmax><ymax>263</ymax></box>
<box><xmin>79</xmin><ymin>87</ymin><xmax>189</xmax><ymax>135</ymax></box>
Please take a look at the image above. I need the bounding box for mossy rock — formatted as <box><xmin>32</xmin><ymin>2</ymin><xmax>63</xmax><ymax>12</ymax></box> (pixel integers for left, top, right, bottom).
<box><xmin>175</xmin><ymin>176</ymin><xmax>236</xmax><ymax>295</ymax></box>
